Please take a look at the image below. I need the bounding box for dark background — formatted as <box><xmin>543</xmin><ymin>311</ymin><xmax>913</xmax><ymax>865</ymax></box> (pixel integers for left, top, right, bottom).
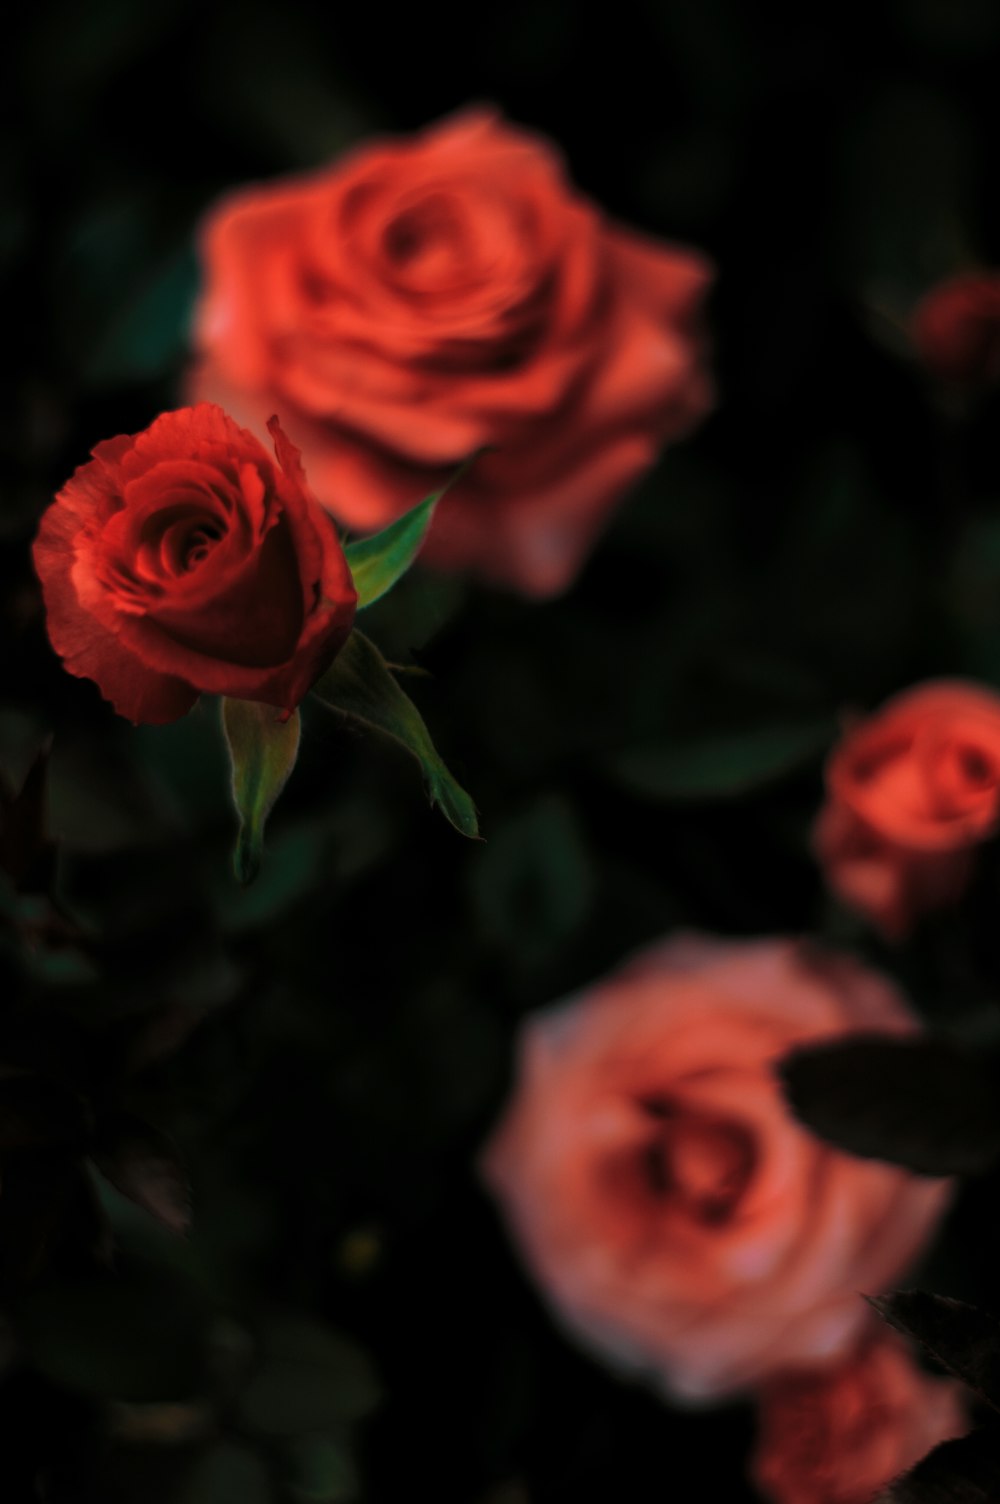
<box><xmin>5</xmin><ymin>1</ymin><xmax>1000</xmax><ymax>1499</ymax></box>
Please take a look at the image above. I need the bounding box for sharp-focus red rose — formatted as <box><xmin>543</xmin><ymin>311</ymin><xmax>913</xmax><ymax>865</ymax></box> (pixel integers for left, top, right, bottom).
<box><xmin>814</xmin><ymin>681</ymin><xmax>1000</xmax><ymax>939</ymax></box>
<box><xmin>481</xmin><ymin>936</ymin><xmax>950</xmax><ymax>1402</ymax></box>
<box><xmin>912</xmin><ymin>271</ymin><xmax>1000</xmax><ymax>388</ymax></box>
<box><xmin>751</xmin><ymin>1332</ymin><xmax>968</xmax><ymax>1504</ymax></box>
<box><xmin>33</xmin><ymin>403</ymin><xmax>357</xmax><ymax>724</ymax></box>
<box><xmin>189</xmin><ymin>107</ymin><xmax>714</xmax><ymax>597</ymax></box>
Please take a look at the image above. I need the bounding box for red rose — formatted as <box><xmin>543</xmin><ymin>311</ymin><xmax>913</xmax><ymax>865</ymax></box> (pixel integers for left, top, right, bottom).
<box><xmin>481</xmin><ymin>936</ymin><xmax>949</xmax><ymax>1402</ymax></box>
<box><xmin>814</xmin><ymin>681</ymin><xmax>1000</xmax><ymax>939</ymax></box>
<box><xmin>912</xmin><ymin>271</ymin><xmax>1000</xmax><ymax>388</ymax></box>
<box><xmin>33</xmin><ymin>403</ymin><xmax>356</xmax><ymax>724</ymax></box>
<box><xmin>189</xmin><ymin>107</ymin><xmax>714</xmax><ymax>597</ymax></box>
<box><xmin>751</xmin><ymin>1332</ymin><xmax>968</xmax><ymax>1504</ymax></box>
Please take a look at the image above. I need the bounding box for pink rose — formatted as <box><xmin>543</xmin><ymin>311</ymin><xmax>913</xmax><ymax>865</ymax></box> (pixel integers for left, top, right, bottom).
<box><xmin>482</xmin><ymin>937</ymin><xmax>950</xmax><ymax>1401</ymax></box>
<box><xmin>751</xmin><ymin>1331</ymin><xmax>968</xmax><ymax>1504</ymax></box>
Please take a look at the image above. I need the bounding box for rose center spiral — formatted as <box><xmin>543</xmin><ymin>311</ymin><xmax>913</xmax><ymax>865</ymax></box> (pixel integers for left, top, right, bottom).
<box><xmin>181</xmin><ymin>519</ymin><xmax>225</xmax><ymax>570</ymax></box>
<box><xmin>637</xmin><ymin>1096</ymin><xmax>756</xmax><ymax>1224</ymax></box>
<box><xmin>382</xmin><ymin>194</ymin><xmax>473</xmax><ymax>288</ymax></box>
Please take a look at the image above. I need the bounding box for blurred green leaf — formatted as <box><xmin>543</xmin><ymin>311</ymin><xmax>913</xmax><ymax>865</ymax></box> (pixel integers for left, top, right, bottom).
<box><xmin>838</xmin><ymin>82</ymin><xmax>974</xmax><ymax>295</ymax></box>
<box><xmin>94</xmin><ymin>1178</ymin><xmax>207</xmax><ymax>1288</ymax></box>
<box><xmin>284</xmin><ymin>1434</ymin><xmax>359</xmax><ymax>1503</ymax></box>
<box><xmin>83</xmin><ymin>243</ymin><xmax>200</xmax><ymax>387</ymax></box>
<box><xmin>22</xmin><ymin>943</ymin><xmax>100</xmax><ymax>988</ymax></box>
<box><xmin>48</xmin><ymin>733</ymin><xmax>174</xmax><ymax>853</ymax></box>
<box><xmin>0</xmin><ymin>711</ymin><xmax>47</xmax><ymax>796</ymax></box>
<box><xmin>196</xmin><ymin>6</ymin><xmax>371</xmax><ymax>165</ymax></box>
<box><xmin>471</xmin><ymin>797</ymin><xmax>594</xmax><ymax>963</ymax></box>
<box><xmin>356</xmin><ymin>569</ymin><xmax>470</xmax><ymax>662</ymax></box>
<box><xmin>93</xmin><ymin>1115</ymin><xmax>191</xmax><ymax>1237</ymax></box>
<box><xmin>131</xmin><ymin>700</ymin><xmax>229</xmax><ymax>826</ymax></box>
<box><xmin>17</xmin><ymin>1265</ymin><xmax>209</xmax><ymax>1401</ymax></box>
<box><xmin>0</xmin><ymin>740</ymin><xmax>54</xmax><ymax>892</ymax></box>
<box><xmin>214</xmin><ymin>819</ymin><xmax>327</xmax><ymax>934</ymax></box>
<box><xmin>22</xmin><ymin>0</ymin><xmax>180</xmax><ymax>110</ymax></box>
<box><xmin>176</xmin><ymin>1441</ymin><xmax>272</xmax><ymax>1504</ymax></box>
<box><xmin>17</xmin><ymin>1179</ymin><xmax>222</xmax><ymax>1399</ymax></box>
<box><xmin>312</xmin><ymin>631</ymin><xmax>478</xmax><ymax>838</ymax></box>
<box><xmin>222</xmin><ymin>700</ymin><xmax>302</xmax><ymax>884</ymax></box>
<box><xmin>0</xmin><ymin>1072</ymin><xmax>89</xmax><ymax>1149</ymax></box>
<box><xmin>239</xmin><ymin>1315</ymin><xmax>380</xmax><ymax>1437</ymax></box>
<box><xmin>781</xmin><ymin>1035</ymin><xmax>1000</xmax><ymax>1176</ymax></box>
<box><xmin>609</xmin><ymin>719</ymin><xmax>834</xmax><ymax>801</ymax></box>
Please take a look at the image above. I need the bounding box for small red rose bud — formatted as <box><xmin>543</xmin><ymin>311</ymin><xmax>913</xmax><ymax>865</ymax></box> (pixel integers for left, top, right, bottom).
<box><xmin>911</xmin><ymin>271</ymin><xmax>1000</xmax><ymax>389</ymax></box>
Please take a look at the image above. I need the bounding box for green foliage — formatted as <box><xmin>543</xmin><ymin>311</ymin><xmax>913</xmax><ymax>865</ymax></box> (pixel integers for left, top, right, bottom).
<box><xmin>10</xmin><ymin>4</ymin><xmax>1000</xmax><ymax>1499</ymax></box>
<box><xmin>471</xmin><ymin>796</ymin><xmax>594</xmax><ymax>965</ymax></box>
<box><xmin>781</xmin><ymin>1036</ymin><xmax>1000</xmax><ymax>1177</ymax></box>
<box><xmin>93</xmin><ymin>1115</ymin><xmax>191</xmax><ymax>1237</ymax></box>
<box><xmin>83</xmin><ymin>244</ymin><xmax>200</xmax><ymax>387</ymax></box>
<box><xmin>344</xmin><ymin>454</ymin><xmax>482</xmax><ymax>609</ymax></box>
<box><xmin>311</xmin><ymin>630</ymin><xmax>478</xmax><ymax>838</ymax></box>
<box><xmin>610</xmin><ymin>718</ymin><xmax>835</xmax><ymax>801</ymax></box>
<box><xmin>237</xmin><ymin>1315</ymin><xmax>380</xmax><ymax>1436</ymax></box>
<box><xmin>175</xmin><ymin>1442</ymin><xmax>272</xmax><ymax>1504</ymax></box>
<box><xmin>345</xmin><ymin>494</ymin><xmax>440</xmax><ymax>611</ymax></box>
<box><xmin>284</xmin><ymin>1434</ymin><xmax>360</xmax><ymax>1503</ymax></box>
<box><xmin>16</xmin><ymin>1265</ymin><xmax>210</xmax><ymax>1402</ymax></box>
<box><xmin>222</xmin><ymin>700</ymin><xmax>302</xmax><ymax>884</ymax></box>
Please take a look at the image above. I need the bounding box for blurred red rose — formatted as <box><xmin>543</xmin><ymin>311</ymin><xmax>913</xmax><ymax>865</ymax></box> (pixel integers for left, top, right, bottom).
<box><xmin>33</xmin><ymin>403</ymin><xmax>356</xmax><ymax>724</ymax></box>
<box><xmin>751</xmin><ymin>1331</ymin><xmax>968</xmax><ymax>1504</ymax></box>
<box><xmin>912</xmin><ymin>271</ymin><xmax>1000</xmax><ymax>388</ymax></box>
<box><xmin>481</xmin><ymin>936</ymin><xmax>949</xmax><ymax>1402</ymax></box>
<box><xmin>189</xmin><ymin>107</ymin><xmax>714</xmax><ymax>597</ymax></box>
<box><xmin>814</xmin><ymin>681</ymin><xmax>1000</xmax><ymax>939</ymax></box>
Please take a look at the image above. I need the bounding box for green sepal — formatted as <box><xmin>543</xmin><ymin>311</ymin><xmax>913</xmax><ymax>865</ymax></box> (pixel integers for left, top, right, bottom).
<box><xmin>222</xmin><ymin>699</ymin><xmax>302</xmax><ymax>884</ymax></box>
<box><xmin>311</xmin><ymin>631</ymin><xmax>478</xmax><ymax>839</ymax></box>
<box><xmin>343</xmin><ymin>452</ymin><xmax>483</xmax><ymax>610</ymax></box>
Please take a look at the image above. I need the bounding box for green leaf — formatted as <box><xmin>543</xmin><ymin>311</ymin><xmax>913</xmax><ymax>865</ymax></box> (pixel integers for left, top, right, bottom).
<box><xmin>83</xmin><ymin>243</ymin><xmax>200</xmax><ymax>388</ymax></box>
<box><xmin>239</xmin><ymin>1316</ymin><xmax>380</xmax><ymax>1437</ymax></box>
<box><xmin>176</xmin><ymin>1442</ymin><xmax>272</xmax><ymax>1504</ymax></box>
<box><xmin>93</xmin><ymin>1114</ymin><xmax>191</xmax><ymax>1237</ymax></box>
<box><xmin>471</xmin><ymin>796</ymin><xmax>594</xmax><ymax>964</ymax></box>
<box><xmin>344</xmin><ymin>495</ymin><xmax>438</xmax><ymax>611</ymax></box>
<box><xmin>609</xmin><ymin>718</ymin><xmax>834</xmax><ymax>801</ymax></box>
<box><xmin>780</xmin><ymin>1035</ymin><xmax>1000</xmax><ymax>1177</ymax></box>
<box><xmin>17</xmin><ymin>1265</ymin><xmax>209</xmax><ymax>1401</ymax></box>
<box><xmin>311</xmin><ymin>631</ymin><xmax>478</xmax><ymax>838</ymax></box>
<box><xmin>284</xmin><ymin>1434</ymin><xmax>359</xmax><ymax>1503</ymax></box>
<box><xmin>343</xmin><ymin>454</ymin><xmax>481</xmax><ymax>610</ymax></box>
<box><xmin>222</xmin><ymin>700</ymin><xmax>302</xmax><ymax>884</ymax></box>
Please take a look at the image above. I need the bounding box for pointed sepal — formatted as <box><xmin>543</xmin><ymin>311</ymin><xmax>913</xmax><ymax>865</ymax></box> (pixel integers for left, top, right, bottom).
<box><xmin>344</xmin><ymin>453</ymin><xmax>483</xmax><ymax>609</ymax></box>
<box><xmin>222</xmin><ymin>699</ymin><xmax>302</xmax><ymax>883</ymax></box>
<box><xmin>311</xmin><ymin>630</ymin><xmax>478</xmax><ymax>838</ymax></box>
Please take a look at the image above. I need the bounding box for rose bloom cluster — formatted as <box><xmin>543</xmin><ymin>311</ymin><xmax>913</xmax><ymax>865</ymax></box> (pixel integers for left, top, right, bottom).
<box><xmin>482</xmin><ymin>936</ymin><xmax>967</xmax><ymax>1501</ymax></box>
<box><xmin>30</xmin><ymin>106</ymin><xmax>989</xmax><ymax>1504</ymax></box>
<box><xmin>35</xmin><ymin>108</ymin><xmax>715</xmax><ymax>722</ymax></box>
